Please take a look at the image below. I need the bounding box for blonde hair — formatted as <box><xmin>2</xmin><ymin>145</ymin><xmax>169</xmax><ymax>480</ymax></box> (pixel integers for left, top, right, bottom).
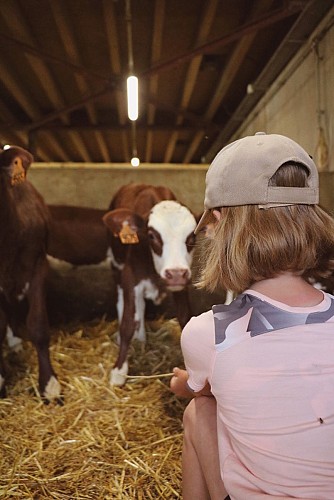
<box><xmin>197</xmin><ymin>163</ymin><xmax>334</xmax><ymax>293</ymax></box>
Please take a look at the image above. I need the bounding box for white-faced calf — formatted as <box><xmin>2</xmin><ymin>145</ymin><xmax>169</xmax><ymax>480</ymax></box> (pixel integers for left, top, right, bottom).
<box><xmin>103</xmin><ymin>183</ymin><xmax>197</xmax><ymax>385</ymax></box>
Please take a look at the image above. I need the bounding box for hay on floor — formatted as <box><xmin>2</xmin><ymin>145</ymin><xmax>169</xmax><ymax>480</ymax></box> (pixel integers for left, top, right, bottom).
<box><xmin>0</xmin><ymin>317</ymin><xmax>188</xmax><ymax>499</ymax></box>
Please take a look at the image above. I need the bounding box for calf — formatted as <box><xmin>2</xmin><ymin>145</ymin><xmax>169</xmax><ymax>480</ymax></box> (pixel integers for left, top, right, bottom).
<box><xmin>103</xmin><ymin>183</ymin><xmax>197</xmax><ymax>385</ymax></box>
<box><xmin>0</xmin><ymin>146</ymin><xmax>61</xmax><ymax>401</ymax></box>
<box><xmin>47</xmin><ymin>205</ymin><xmax>109</xmax><ymax>266</ymax></box>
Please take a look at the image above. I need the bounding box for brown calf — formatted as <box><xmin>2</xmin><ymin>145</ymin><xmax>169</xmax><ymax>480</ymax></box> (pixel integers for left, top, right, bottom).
<box><xmin>0</xmin><ymin>146</ymin><xmax>61</xmax><ymax>401</ymax></box>
<box><xmin>103</xmin><ymin>183</ymin><xmax>197</xmax><ymax>385</ymax></box>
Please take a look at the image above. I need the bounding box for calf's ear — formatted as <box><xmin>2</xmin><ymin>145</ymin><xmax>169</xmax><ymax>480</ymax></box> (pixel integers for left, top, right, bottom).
<box><xmin>102</xmin><ymin>208</ymin><xmax>146</xmax><ymax>244</ymax></box>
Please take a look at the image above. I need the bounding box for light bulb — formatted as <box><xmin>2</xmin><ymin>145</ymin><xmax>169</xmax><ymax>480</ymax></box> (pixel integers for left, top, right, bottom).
<box><xmin>131</xmin><ymin>157</ymin><xmax>140</xmax><ymax>167</ymax></box>
<box><xmin>127</xmin><ymin>76</ymin><xmax>138</xmax><ymax>121</ymax></box>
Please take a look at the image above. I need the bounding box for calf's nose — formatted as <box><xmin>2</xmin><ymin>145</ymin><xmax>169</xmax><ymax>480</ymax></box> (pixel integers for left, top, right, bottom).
<box><xmin>164</xmin><ymin>268</ymin><xmax>190</xmax><ymax>288</ymax></box>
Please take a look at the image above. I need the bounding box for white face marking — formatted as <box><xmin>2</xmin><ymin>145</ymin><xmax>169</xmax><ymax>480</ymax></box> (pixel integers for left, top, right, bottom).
<box><xmin>17</xmin><ymin>282</ymin><xmax>29</xmax><ymax>301</ymax></box>
<box><xmin>110</xmin><ymin>361</ymin><xmax>128</xmax><ymax>386</ymax></box>
<box><xmin>148</xmin><ymin>201</ymin><xmax>196</xmax><ymax>285</ymax></box>
<box><xmin>43</xmin><ymin>376</ymin><xmax>61</xmax><ymax>401</ymax></box>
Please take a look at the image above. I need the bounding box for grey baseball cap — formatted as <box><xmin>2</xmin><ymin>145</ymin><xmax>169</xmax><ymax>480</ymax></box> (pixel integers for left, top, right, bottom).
<box><xmin>195</xmin><ymin>132</ymin><xmax>319</xmax><ymax>234</ymax></box>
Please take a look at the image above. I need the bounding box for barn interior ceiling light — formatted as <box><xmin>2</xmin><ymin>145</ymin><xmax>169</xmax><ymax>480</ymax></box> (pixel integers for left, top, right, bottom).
<box><xmin>127</xmin><ymin>75</ymin><xmax>138</xmax><ymax>121</ymax></box>
<box><xmin>131</xmin><ymin>156</ymin><xmax>140</xmax><ymax>167</ymax></box>
<box><xmin>125</xmin><ymin>0</ymin><xmax>140</xmax><ymax>166</ymax></box>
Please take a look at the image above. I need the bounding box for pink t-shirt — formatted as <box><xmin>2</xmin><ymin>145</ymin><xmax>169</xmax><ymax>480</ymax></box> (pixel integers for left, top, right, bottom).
<box><xmin>182</xmin><ymin>290</ymin><xmax>334</xmax><ymax>499</ymax></box>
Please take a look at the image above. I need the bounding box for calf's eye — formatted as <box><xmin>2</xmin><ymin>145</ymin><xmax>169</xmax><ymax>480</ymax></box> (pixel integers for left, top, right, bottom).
<box><xmin>186</xmin><ymin>233</ymin><xmax>196</xmax><ymax>251</ymax></box>
<box><xmin>147</xmin><ymin>227</ymin><xmax>163</xmax><ymax>256</ymax></box>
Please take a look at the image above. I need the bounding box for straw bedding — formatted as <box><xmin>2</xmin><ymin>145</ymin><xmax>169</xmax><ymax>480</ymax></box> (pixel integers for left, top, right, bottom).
<box><xmin>0</xmin><ymin>317</ymin><xmax>188</xmax><ymax>499</ymax></box>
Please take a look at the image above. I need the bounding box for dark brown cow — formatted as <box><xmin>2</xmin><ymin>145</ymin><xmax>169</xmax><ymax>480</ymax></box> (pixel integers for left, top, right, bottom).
<box><xmin>103</xmin><ymin>183</ymin><xmax>197</xmax><ymax>385</ymax></box>
<box><xmin>47</xmin><ymin>205</ymin><xmax>109</xmax><ymax>266</ymax></box>
<box><xmin>0</xmin><ymin>146</ymin><xmax>61</xmax><ymax>401</ymax></box>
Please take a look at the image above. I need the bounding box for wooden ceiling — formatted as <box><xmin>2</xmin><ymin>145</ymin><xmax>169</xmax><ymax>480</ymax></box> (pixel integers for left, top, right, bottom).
<box><xmin>0</xmin><ymin>0</ymin><xmax>332</xmax><ymax>164</ymax></box>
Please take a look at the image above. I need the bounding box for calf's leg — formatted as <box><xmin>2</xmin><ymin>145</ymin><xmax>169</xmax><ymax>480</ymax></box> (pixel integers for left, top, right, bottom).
<box><xmin>0</xmin><ymin>307</ymin><xmax>7</xmax><ymax>398</ymax></box>
<box><xmin>110</xmin><ymin>285</ymin><xmax>140</xmax><ymax>386</ymax></box>
<box><xmin>172</xmin><ymin>289</ymin><xmax>192</xmax><ymax>328</ymax></box>
<box><xmin>26</xmin><ymin>258</ymin><xmax>61</xmax><ymax>401</ymax></box>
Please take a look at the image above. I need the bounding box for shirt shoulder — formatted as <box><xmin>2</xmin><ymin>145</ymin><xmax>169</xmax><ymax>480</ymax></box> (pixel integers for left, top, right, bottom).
<box><xmin>181</xmin><ymin>309</ymin><xmax>215</xmax><ymax>346</ymax></box>
<box><xmin>181</xmin><ymin>310</ymin><xmax>216</xmax><ymax>392</ymax></box>
<box><xmin>213</xmin><ymin>291</ymin><xmax>334</xmax><ymax>350</ymax></box>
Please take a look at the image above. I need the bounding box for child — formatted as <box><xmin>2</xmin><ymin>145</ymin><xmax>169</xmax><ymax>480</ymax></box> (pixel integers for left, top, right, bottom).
<box><xmin>170</xmin><ymin>132</ymin><xmax>334</xmax><ymax>499</ymax></box>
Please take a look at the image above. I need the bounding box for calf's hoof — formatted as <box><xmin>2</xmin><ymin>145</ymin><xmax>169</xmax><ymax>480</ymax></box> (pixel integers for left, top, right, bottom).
<box><xmin>110</xmin><ymin>361</ymin><xmax>128</xmax><ymax>386</ymax></box>
<box><xmin>133</xmin><ymin>329</ymin><xmax>146</xmax><ymax>342</ymax></box>
<box><xmin>42</xmin><ymin>375</ymin><xmax>62</xmax><ymax>403</ymax></box>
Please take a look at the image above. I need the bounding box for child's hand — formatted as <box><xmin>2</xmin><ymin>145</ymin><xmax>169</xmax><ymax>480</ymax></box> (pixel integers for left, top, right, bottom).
<box><xmin>170</xmin><ymin>367</ymin><xmax>194</xmax><ymax>398</ymax></box>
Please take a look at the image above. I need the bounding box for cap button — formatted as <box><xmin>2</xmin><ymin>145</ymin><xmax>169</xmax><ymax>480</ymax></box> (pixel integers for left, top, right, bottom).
<box><xmin>255</xmin><ymin>131</ymin><xmax>266</xmax><ymax>135</ymax></box>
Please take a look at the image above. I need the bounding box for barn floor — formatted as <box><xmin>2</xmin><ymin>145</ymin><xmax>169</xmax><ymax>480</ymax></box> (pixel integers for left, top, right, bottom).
<box><xmin>0</xmin><ymin>317</ymin><xmax>187</xmax><ymax>499</ymax></box>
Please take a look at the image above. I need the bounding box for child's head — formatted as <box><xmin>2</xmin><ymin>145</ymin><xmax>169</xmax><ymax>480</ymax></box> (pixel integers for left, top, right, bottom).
<box><xmin>196</xmin><ymin>133</ymin><xmax>334</xmax><ymax>293</ymax></box>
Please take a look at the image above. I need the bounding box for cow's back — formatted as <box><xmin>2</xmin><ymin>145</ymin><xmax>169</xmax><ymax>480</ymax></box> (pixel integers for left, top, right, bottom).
<box><xmin>109</xmin><ymin>183</ymin><xmax>176</xmax><ymax>219</ymax></box>
<box><xmin>47</xmin><ymin>205</ymin><xmax>109</xmax><ymax>266</ymax></box>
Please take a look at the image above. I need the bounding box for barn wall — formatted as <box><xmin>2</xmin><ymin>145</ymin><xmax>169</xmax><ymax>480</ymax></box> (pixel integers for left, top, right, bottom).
<box><xmin>29</xmin><ymin>163</ymin><xmax>207</xmax><ymax>216</ymax></box>
<box><xmin>29</xmin><ymin>159</ymin><xmax>334</xmax><ymax>216</ymax></box>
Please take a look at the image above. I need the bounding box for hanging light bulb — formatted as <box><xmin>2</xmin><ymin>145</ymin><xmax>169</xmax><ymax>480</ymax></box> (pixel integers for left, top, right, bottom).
<box><xmin>131</xmin><ymin>156</ymin><xmax>140</xmax><ymax>167</ymax></box>
<box><xmin>127</xmin><ymin>75</ymin><xmax>138</xmax><ymax>121</ymax></box>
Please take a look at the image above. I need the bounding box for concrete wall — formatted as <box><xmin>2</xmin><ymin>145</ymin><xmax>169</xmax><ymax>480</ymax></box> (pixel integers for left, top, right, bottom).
<box><xmin>29</xmin><ymin>162</ymin><xmax>207</xmax><ymax>216</ymax></box>
<box><xmin>29</xmin><ymin>161</ymin><xmax>334</xmax><ymax>217</ymax></box>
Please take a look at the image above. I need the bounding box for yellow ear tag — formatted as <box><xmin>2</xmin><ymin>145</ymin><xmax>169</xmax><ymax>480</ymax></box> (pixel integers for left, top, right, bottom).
<box><xmin>119</xmin><ymin>221</ymin><xmax>139</xmax><ymax>244</ymax></box>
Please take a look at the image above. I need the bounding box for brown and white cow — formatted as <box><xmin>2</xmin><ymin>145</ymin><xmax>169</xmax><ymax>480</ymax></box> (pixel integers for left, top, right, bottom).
<box><xmin>103</xmin><ymin>183</ymin><xmax>197</xmax><ymax>385</ymax></box>
<box><xmin>0</xmin><ymin>146</ymin><xmax>61</xmax><ymax>401</ymax></box>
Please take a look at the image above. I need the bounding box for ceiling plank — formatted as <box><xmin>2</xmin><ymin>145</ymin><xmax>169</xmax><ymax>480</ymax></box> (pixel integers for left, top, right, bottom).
<box><xmin>164</xmin><ymin>0</ymin><xmax>219</xmax><ymax>163</ymax></box>
<box><xmin>103</xmin><ymin>0</ymin><xmax>129</xmax><ymax>162</ymax></box>
<box><xmin>183</xmin><ymin>0</ymin><xmax>277</xmax><ymax>163</ymax></box>
<box><xmin>0</xmin><ymin>0</ymin><xmax>326</xmax><ymax>164</ymax></box>
<box><xmin>48</xmin><ymin>0</ymin><xmax>98</xmax><ymax>162</ymax></box>
<box><xmin>143</xmin><ymin>3</ymin><xmax>303</xmax><ymax>78</ymax></box>
<box><xmin>0</xmin><ymin>1</ymin><xmax>73</xmax><ymax>160</ymax></box>
<box><xmin>145</xmin><ymin>0</ymin><xmax>165</xmax><ymax>162</ymax></box>
<box><xmin>0</xmin><ymin>96</ymin><xmax>40</xmax><ymax>154</ymax></box>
